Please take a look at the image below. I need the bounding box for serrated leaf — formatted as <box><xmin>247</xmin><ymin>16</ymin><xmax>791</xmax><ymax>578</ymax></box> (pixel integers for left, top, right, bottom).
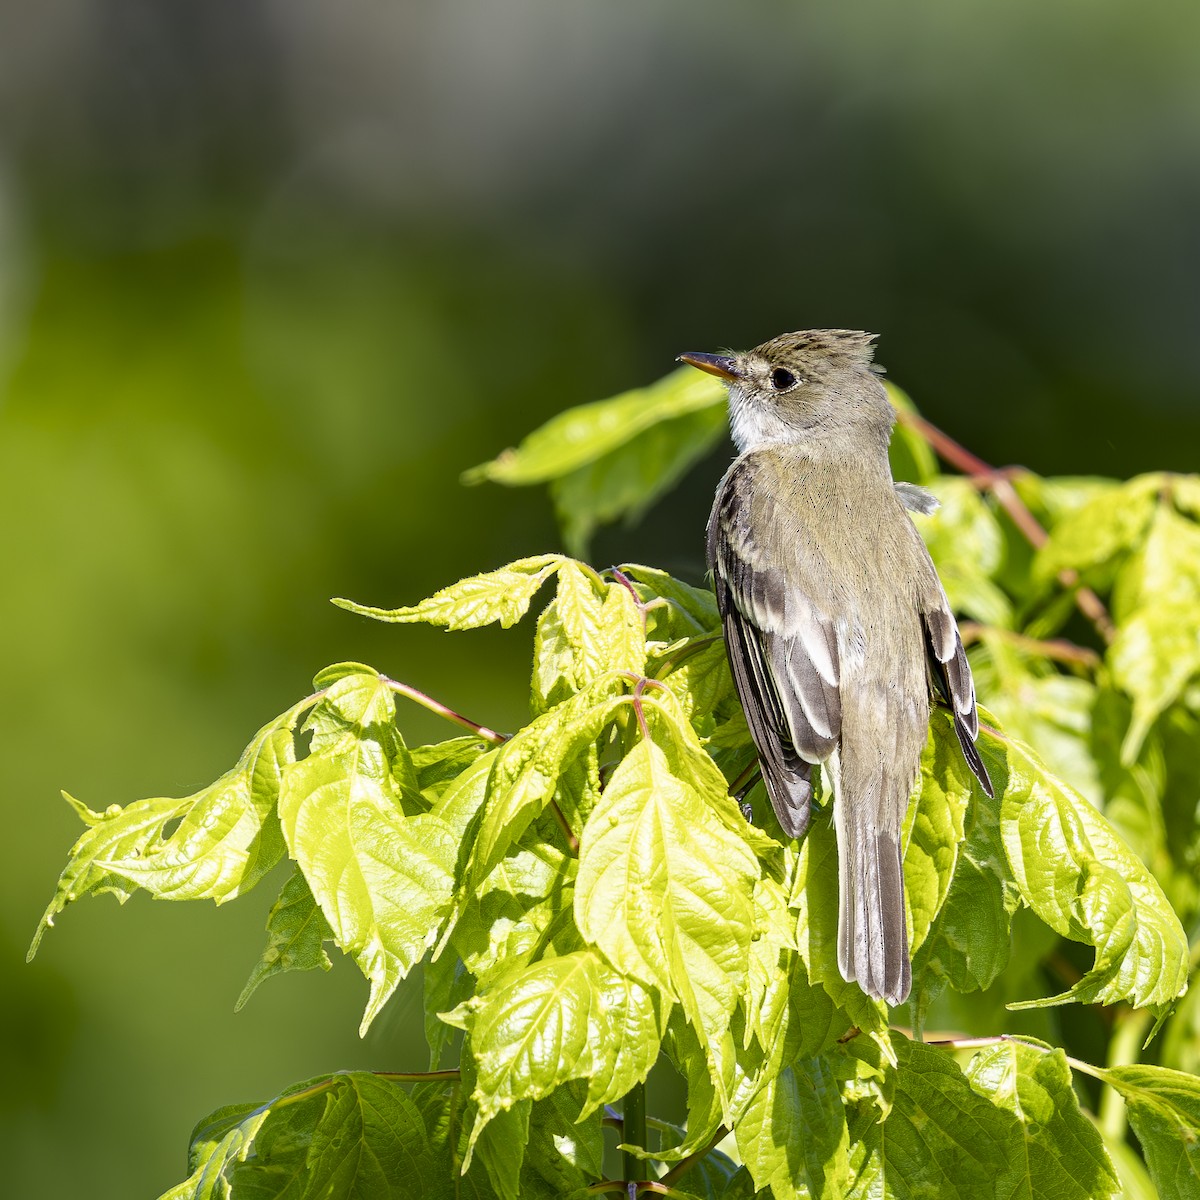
<box><xmin>846</xmin><ymin>1037</ymin><xmax>1020</xmax><ymax>1199</ymax></box>
<box><xmin>574</xmin><ymin>737</ymin><xmax>759</xmax><ymax>1092</ymax></box>
<box><xmin>236</xmin><ymin>867</ymin><xmax>334</xmax><ymax>1011</ymax></box>
<box><xmin>550</xmin><ymin>404</ymin><xmax>729</xmax><ymax>556</ymax></box>
<box><xmin>279</xmin><ymin>723</ymin><xmax>458</xmax><ymax>1033</ymax></box>
<box><xmin>461</xmin><ymin>950</ymin><xmax>606</xmax><ymax>1136</ymax></box>
<box><xmin>449</xmin><ymin>839</ymin><xmax>578</xmax><ymax>992</ymax></box>
<box><xmin>965</xmin><ymin>1040</ymin><xmax>1118</xmax><ymax>1200</ymax></box>
<box><xmin>1097</xmin><ymin>1064</ymin><xmax>1200</xmax><ymax>1200</ymax></box>
<box><xmin>737</xmin><ymin>1053</ymin><xmax>849</xmax><ymax>1200</ymax></box>
<box><xmin>334</xmin><ymin>555</ymin><xmax>566</xmax><ymax>629</ymax></box>
<box><xmin>531</xmin><ymin>563</ymin><xmax>647</xmax><ymax>712</ymax></box>
<box><xmin>220</xmin><ymin>1074</ymin><xmax>434</xmax><ymax>1200</ymax></box>
<box><xmin>465</xmin><ymin>366</ymin><xmax>725</xmax><ymax>486</ymax></box>
<box><xmin>995</xmin><ymin>730</ymin><xmax>1189</xmax><ymax>1013</ymax></box>
<box><xmin>30</xmin><ymin>711</ymin><xmax>299</xmax><ymax>955</ymax></box>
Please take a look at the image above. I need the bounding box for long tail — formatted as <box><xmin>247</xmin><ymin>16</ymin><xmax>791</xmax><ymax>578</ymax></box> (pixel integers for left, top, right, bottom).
<box><xmin>830</xmin><ymin>753</ymin><xmax>911</xmax><ymax>1006</ymax></box>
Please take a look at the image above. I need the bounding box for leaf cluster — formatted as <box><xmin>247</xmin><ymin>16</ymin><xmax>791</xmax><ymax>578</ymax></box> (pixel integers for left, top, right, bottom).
<box><xmin>31</xmin><ymin>371</ymin><xmax>1200</xmax><ymax>1199</ymax></box>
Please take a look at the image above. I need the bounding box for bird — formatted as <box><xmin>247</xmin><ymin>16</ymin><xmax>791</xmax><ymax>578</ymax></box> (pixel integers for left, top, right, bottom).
<box><xmin>678</xmin><ymin>330</ymin><xmax>993</xmax><ymax>1006</ymax></box>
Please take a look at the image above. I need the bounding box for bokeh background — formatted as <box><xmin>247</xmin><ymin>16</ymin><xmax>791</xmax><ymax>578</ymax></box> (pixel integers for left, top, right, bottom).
<box><xmin>4</xmin><ymin>3</ymin><xmax>1199</xmax><ymax>1196</ymax></box>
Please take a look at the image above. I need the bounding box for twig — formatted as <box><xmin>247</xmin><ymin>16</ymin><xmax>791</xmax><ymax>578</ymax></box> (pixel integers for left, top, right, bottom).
<box><xmin>958</xmin><ymin>623</ymin><xmax>1101</xmax><ymax>670</ymax></box>
<box><xmin>382</xmin><ymin>677</ymin><xmax>508</xmax><ymax>744</ymax></box>
<box><xmin>547</xmin><ymin>799</ymin><xmax>580</xmax><ymax>855</ymax></box>
<box><xmin>896</xmin><ymin>410</ymin><xmax>1116</xmax><ymax>643</ymax></box>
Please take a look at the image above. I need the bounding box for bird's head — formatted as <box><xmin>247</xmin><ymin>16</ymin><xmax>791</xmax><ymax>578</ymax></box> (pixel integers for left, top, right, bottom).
<box><xmin>678</xmin><ymin>329</ymin><xmax>893</xmax><ymax>454</ymax></box>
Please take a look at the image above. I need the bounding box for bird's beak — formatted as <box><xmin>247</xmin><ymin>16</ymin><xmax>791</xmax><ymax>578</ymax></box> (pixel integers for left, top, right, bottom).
<box><xmin>676</xmin><ymin>352</ymin><xmax>742</xmax><ymax>381</ymax></box>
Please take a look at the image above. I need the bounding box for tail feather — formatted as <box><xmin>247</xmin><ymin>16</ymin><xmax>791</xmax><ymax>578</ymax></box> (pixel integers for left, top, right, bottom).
<box><xmin>834</xmin><ymin>770</ymin><xmax>911</xmax><ymax>1006</ymax></box>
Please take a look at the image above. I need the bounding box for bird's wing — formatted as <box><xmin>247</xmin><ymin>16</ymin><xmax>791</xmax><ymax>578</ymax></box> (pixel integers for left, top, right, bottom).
<box><xmin>920</xmin><ymin>586</ymin><xmax>994</xmax><ymax>798</ymax></box>
<box><xmin>708</xmin><ymin>460</ymin><xmax>842</xmax><ymax>837</ymax></box>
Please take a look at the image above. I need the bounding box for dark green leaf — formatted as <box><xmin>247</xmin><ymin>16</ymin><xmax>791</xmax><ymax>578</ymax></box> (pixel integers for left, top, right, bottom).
<box><xmin>846</xmin><ymin>1038</ymin><xmax>1020</xmax><ymax>1199</ymax></box>
<box><xmin>1098</xmin><ymin>1064</ymin><xmax>1200</xmax><ymax>1200</ymax></box>
<box><xmin>236</xmin><ymin>867</ymin><xmax>334</xmax><ymax>1011</ymax></box>
<box><xmin>965</xmin><ymin>1040</ymin><xmax>1117</xmax><ymax>1200</ymax></box>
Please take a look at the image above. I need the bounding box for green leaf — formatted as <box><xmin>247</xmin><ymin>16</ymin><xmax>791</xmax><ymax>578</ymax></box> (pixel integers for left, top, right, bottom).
<box><xmin>215</xmin><ymin>1074</ymin><xmax>435</xmax><ymax>1200</ymax></box>
<box><xmin>522</xmin><ymin>1084</ymin><xmax>604</xmax><ymax>1196</ymax></box>
<box><xmin>549</xmin><ymin>404</ymin><xmax>728</xmax><ymax>556</ymax></box>
<box><xmin>449</xmin><ymin>838</ymin><xmax>578</xmax><ymax>993</ymax></box>
<box><xmin>30</xmin><ymin>711</ymin><xmax>298</xmax><ymax>956</ymax></box>
<box><xmin>334</xmin><ymin>555</ymin><xmax>567</xmax><ymax>629</ymax></box>
<box><xmin>1033</xmin><ymin>474</ymin><xmax>1160</xmax><ymax>586</ymax></box>
<box><xmin>1109</xmin><ymin>504</ymin><xmax>1200</xmax><ymax>760</ymax></box>
<box><xmin>279</xmin><ymin>685</ymin><xmax>458</xmax><ymax>1033</ymax></box>
<box><xmin>1097</xmin><ymin>1064</ymin><xmax>1200</xmax><ymax>1200</ymax></box>
<box><xmin>469</xmin><ymin>680</ymin><xmax>626</xmax><ymax>881</ymax></box>
<box><xmin>159</xmin><ymin>1103</ymin><xmax>272</xmax><ymax>1200</ymax></box>
<box><xmin>574</xmin><ymin>736</ymin><xmax>759</xmax><ymax>1100</ymax></box>
<box><xmin>964</xmin><ymin>1039</ymin><xmax>1118</xmax><ymax>1200</ymax></box>
<box><xmin>410</xmin><ymin>737</ymin><xmax>489</xmax><ymax>804</ymax></box>
<box><xmin>236</xmin><ymin>867</ymin><xmax>335</xmax><ymax>1011</ymax></box>
<box><xmin>737</xmin><ymin>1053</ymin><xmax>850</xmax><ymax>1200</ymax></box>
<box><xmin>581</xmin><ymin>966</ymin><xmax>666</xmax><ymax>1117</ymax></box>
<box><xmin>846</xmin><ymin>1037</ymin><xmax>1020</xmax><ymax>1199</ymax></box>
<box><xmin>456</xmin><ymin>950</ymin><xmax>605</xmax><ymax>1141</ymax></box>
<box><xmin>621</xmin><ymin>563</ymin><xmax>721</xmax><ymax>635</ymax></box>
<box><xmin>464</xmin><ymin>366</ymin><xmax>725</xmax><ymax>486</ymax></box>
<box><xmin>996</xmin><ymin>730</ymin><xmax>1189</xmax><ymax>1013</ymax></box>
<box><xmin>531</xmin><ymin>562</ymin><xmax>647</xmax><ymax>712</ymax></box>
<box><xmin>1168</xmin><ymin>473</ymin><xmax>1200</xmax><ymax>521</ymax></box>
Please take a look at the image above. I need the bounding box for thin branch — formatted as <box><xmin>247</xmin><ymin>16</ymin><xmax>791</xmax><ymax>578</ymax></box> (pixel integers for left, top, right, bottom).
<box><xmin>382</xmin><ymin>677</ymin><xmax>508</xmax><ymax>744</ymax></box>
<box><xmin>896</xmin><ymin>409</ymin><xmax>1116</xmax><ymax>644</ymax></box>
<box><xmin>547</xmin><ymin>799</ymin><xmax>580</xmax><ymax>854</ymax></box>
<box><xmin>958</xmin><ymin>622</ymin><xmax>1101</xmax><ymax>670</ymax></box>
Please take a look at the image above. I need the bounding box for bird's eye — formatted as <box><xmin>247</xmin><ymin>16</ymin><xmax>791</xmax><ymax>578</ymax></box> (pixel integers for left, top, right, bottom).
<box><xmin>770</xmin><ymin>367</ymin><xmax>797</xmax><ymax>390</ymax></box>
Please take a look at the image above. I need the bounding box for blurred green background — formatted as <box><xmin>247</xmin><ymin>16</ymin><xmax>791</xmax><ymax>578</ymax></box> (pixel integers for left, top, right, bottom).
<box><xmin>4</xmin><ymin>3</ymin><xmax>1200</xmax><ymax>1196</ymax></box>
